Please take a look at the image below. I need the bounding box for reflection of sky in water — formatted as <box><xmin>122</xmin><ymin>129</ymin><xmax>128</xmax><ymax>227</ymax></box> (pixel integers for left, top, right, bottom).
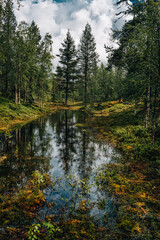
<box><xmin>42</xmin><ymin>113</ymin><xmax>119</xmax><ymax>179</ymax></box>
<box><xmin>0</xmin><ymin>110</ymin><xmax>120</xmax><ymax>224</ymax></box>
<box><xmin>36</xmin><ymin>111</ymin><xmax>120</xmax><ymax>223</ymax></box>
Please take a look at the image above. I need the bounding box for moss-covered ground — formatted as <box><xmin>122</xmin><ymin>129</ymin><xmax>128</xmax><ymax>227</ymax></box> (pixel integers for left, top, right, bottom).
<box><xmin>86</xmin><ymin>101</ymin><xmax>160</xmax><ymax>239</ymax></box>
<box><xmin>0</xmin><ymin>98</ymin><xmax>82</xmax><ymax>132</ymax></box>
<box><xmin>0</xmin><ymin>97</ymin><xmax>51</xmax><ymax>132</ymax></box>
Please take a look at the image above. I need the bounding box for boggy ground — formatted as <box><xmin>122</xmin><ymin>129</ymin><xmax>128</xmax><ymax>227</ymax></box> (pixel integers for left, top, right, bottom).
<box><xmin>0</xmin><ymin>100</ymin><xmax>160</xmax><ymax>239</ymax></box>
<box><xmin>86</xmin><ymin>101</ymin><xmax>160</xmax><ymax>239</ymax></box>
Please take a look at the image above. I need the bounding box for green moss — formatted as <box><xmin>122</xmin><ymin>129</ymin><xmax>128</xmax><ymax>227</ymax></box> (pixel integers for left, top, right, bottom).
<box><xmin>87</xmin><ymin>101</ymin><xmax>160</xmax><ymax>239</ymax></box>
<box><xmin>0</xmin><ymin>97</ymin><xmax>52</xmax><ymax>132</ymax></box>
<box><xmin>95</xmin><ymin>163</ymin><xmax>160</xmax><ymax>239</ymax></box>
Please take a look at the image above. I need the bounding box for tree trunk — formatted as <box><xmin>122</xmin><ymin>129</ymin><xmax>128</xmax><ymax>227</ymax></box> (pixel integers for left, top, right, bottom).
<box><xmin>40</xmin><ymin>99</ymin><xmax>43</xmax><ymax>109</ymax></box>
<box><xmin>152</xmin><ymin>90</ymin><xmax>160</xmax><ymax>143</ymax></box>
<box><xmin>145</xmin><ymin>39</ymin><xmax>151</xmax><ymax>128</ymax></box>
<box><xmin>152</xmin><ymin>23</ymin><xmax>160</xmax><ymax>142</ymax></box>
<box><xmin>66</xmin><ymin>74</ymin><xmax>69</xmax><ymax>105</ymax></box>
<box><xmin>18</xmin><ymin>79</ymin><xmax>21</xmax><ymax>104</ymax></box>
<box><xmin>84</xmin><ymin>65</ymin><xmax>88</xmax><ymax>108</ymax></box>
<box><xmin>24</xmin><ymin>85</ymin><xmax>27</xmax><ymax>103</ymax></box>
<box><xmin>15</xmin><ymin>83</ymin><xmax>17</xmax><ymax>104</ymax></box>
<box><xmin>84</xmin><ymin>79</ymin><xmax>87</xmax><ymax>107</ymax></box>
<box><xmin>145</xmin><ymin>84</ymin><xmax>151</xmax><ymax>128</ymax></box>
<box><xmin>152</xmin><ymin>111</ymin><xmax>159</xmax><ymax>144</ymax></box>
<box><xmin>5</xmin><ymin>70</ymin><xmax>9</xmax><ymax>96</ymax></box>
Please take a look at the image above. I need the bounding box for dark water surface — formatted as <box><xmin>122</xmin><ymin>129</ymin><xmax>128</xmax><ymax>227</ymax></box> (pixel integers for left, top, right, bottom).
<box><xmin>0</xmin><ymin>110</ymin><xmax>120</xmax><ymax>224</ymax></box>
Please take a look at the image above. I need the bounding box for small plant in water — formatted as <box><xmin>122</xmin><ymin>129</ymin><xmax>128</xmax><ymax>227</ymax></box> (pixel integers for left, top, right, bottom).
<box><xmin>28</xmin><ymin>222</ymin><xmax>61</xmax><ymax>240</ymax></box>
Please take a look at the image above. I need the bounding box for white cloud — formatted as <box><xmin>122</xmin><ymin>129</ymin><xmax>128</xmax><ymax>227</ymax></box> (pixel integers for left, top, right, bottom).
<box><xmin>13</xmin><ymin>0</ymin><xmax>127</xmax><ymax>69</ymax></box>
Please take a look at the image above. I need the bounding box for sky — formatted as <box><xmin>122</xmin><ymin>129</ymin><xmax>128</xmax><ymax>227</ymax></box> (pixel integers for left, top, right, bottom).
<box><xmin>13</xmin><ymin>0</ymin><xmax>128</xmax><ymax>68</ymax></box>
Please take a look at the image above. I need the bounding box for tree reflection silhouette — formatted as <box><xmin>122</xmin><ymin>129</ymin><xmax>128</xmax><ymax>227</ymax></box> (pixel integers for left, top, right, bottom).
<box><xmin>0</xmin><ymin>118</ymin><xmax>52</xmax><ymax>192</ymax></box>
<box><xmin>0</xmin><ymin>110</ymin><xmax>119</xmax><ymax>197</ymax></box>
<box><xmin>48</xmin><ymin>110</ymin><xmax>96</xmax><ymax>179</ymax></box>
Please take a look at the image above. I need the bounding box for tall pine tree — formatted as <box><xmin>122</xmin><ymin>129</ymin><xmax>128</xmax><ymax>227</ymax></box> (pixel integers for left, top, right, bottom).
<box><xmin>2</xmin><ymin>0</ymin><xmax>16</xmax><ymax>96</ymax></box>
<box><xmin>58</xmin><ymin>30</ymin><xmax>77</xmax><ymax>105</ymax></box>
<box><xmin>78</xmin><ymin>23</ymin><xmax>98</xmax><ymax>107</ymax></box>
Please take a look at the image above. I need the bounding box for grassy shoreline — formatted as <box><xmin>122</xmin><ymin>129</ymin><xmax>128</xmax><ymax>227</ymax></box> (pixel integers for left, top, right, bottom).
<box><xmin>0</xmin><ymin>98</ymin><xmax>82</xmax><ymax>132</ymax></box>
<box><xmin>0</xmin><ymin>97</ymin><xmax>51</xmax><ymax>132</ymax></box>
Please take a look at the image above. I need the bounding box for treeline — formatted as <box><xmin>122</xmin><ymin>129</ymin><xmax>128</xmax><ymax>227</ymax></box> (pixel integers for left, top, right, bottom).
<box><xmin>0</xmin><ymin>0</ymin><xmax>128</xmax><ymax>109</ymax></box>
<box><xmin>54</xmin><ymin>24</ymin><xmax>123</xmax><ymax>106</ymax></box>
<box><xmin>107</xmin><ymin>0</ymin><xmax>160</xmax><ymax>138</ymax></box>
<box><xmin>54</xmin><ymin>0</ymin><xmax>160</xmax><ymax>125</ymax></box>
<box><xmin>0</xmin><ymin>0</ymin><xmax>122</xmax><ymax>107</ymax></box>
<box><xmin>0</xmin><ymin>0</ymin><xmax>160</xmax><ymax>136</ymax></box>
<box><xmin>0</xmin><ymin>0</ymin><xmax>53</xmax><ymax>106</ymax></box>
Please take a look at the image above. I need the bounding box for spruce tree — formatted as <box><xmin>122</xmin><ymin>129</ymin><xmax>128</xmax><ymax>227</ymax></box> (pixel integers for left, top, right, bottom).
<box><xmin>2</xmin><ymin>0</ymin><xmax>16</xmax><ymax>96</ymax></box>
<box><xmin>109</xmin><ymin>0</ymin><xmax>160</xmax><ymax>132</ymax></box>
<box><xmin>58</xmin><ymin>30</ymin><xmax>77</xmax><ymax>105</ymax></box>
<box><xmin>0</xmin><ymin>0</ymin><xmax>4</xmax><ymax>77</ymax></box>
<box><xmin>14</xmin><ymin>21</ymin><xmax>30</xmax><ymax>104</ymax></box>
<box><xmin>37</xmin><ymin>33</ymin><xmax>53</xmax><ymax>107</ymax></box>
<box><xmin>78</xmin><ymin>23</ymin><xmax>99</xmax><ymax>107</ymax></box>
<box><xmin>55</xmin><ymin>66</ymin><xmax>65</xmax><ymax>101</ymax></box>
<box><xmin>27</xmin><ymin>21</ymin><xmax>41</xmax><ymax>103</ymax></box>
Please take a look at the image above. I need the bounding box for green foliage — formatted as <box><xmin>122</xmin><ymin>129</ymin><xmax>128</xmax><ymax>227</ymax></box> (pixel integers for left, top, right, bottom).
<box><xmin>57</xmin><ymin>30</ymin><xmax>78</xmax><ymax>105</ymax></box>
<box><xmin>88</xmin><ymin>64</ymin><xmax>121</xmax><ymax>102</ymax></box>
<box><xmin>78</xmin><ymin>23</ymin><xmax>99</xmax><ymax>106</ymax></box>
<box><xmin>113</xmin><ymin>124</ymin><xmax>160</xmax><ymax>161</ymax></box>
<box><xmin>0</xmin><ymin>1</ymin><xmax>53</xmax><ymax>104</ymax></box>
<box><xmin>28</xmin><ymin>222</ymin><xmax>61</xmax><ymax>240</ymax></box>
<box><xmin>0</xmin><ymin>171</ymin><xmax>50</xmax><ymax>227</ymax></box>
<box><xmin>108</xmin><ymin>0</ymin><xmax>160</xmax><ymax>132</ymax></box>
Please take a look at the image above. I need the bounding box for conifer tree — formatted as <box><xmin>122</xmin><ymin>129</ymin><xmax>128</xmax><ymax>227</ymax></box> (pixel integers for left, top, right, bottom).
<box><xmin>55</xmin><ymin>66</ymin><xmax>65</xmax><ymax>101</ymax></box>
<box><xmin>78</xmin><ymin>23</ymin><xmax>99</xmax><ymax>107</ymax></box>
<box><xmin>37</xmin><ymin>33</ymin><xmax>53</xmax><ymax>107</ymax></box>
<box><xmin>2</xmin><ymin>0</ymin><xmax>16</xmax><ymax>95</ymax></box>
<box><xmin>58</xmin><ymin>30</ymin><xmax>77</xmax><ymax>105</ymax></box>
<box><xmin>0</xmin><ymin>0</ymin><xmax>5</xmax><ymax>77</ymax></box>
<box><xmin>27</xmin><ymin>21</ymin><xmax>41</xmax><ymax>103</ymax></box>
<box><xmin>108</xmin><ymin>0</ymin><xmax>160</xmax><ymax>134</ymax></box>
<box><xmin>0</xmin><ymin>1</ymin><xmax>54</xmax><ymax>103</ymax></box>
<box><xmin>14</xmin><ymin>21</ymin><xmax>29</xmax><ymax>104</ymax></box>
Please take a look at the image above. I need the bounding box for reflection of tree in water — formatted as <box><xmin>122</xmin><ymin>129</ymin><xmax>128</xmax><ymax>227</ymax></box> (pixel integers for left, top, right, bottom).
<box><xmin>48</xmin><ymin>110</ymin><xmax>96</xmax><ymax>179</ymax></box>
<box><xmin>76</xmin><ymin>112</ymin><xmax>96</xmax><ymax>180</ymax></box>
<box><xmin>0</xmin><ymin>110</ymin><xmax>120</xmax><ymax>229</ymax></box>
<box><xmin>0</xmin><ymin>110</ymin><xmax>119</xmax><ymax>194</ymax></box>
<box><xmin>0</xmin><ymin>118</ymin><xmax>52</xmax><ymax>192</ymax></box>
<box><xmin>50</xmin><ymin>110</ymin><xmax>79</xmax><ymax>174</ymax></box>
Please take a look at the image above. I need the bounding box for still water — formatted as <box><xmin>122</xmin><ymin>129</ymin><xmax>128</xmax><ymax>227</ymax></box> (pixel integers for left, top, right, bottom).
<box><xmin>0</xmin><ymin>110</ymin><xmax>120</xmax><ymax>224</ymax></box>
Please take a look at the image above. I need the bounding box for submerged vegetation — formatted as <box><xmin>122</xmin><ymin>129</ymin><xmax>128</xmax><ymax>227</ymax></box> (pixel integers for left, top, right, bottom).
<box><xmin>96</xmin><ymin>163</ymin><xmax>160</xmax><ymax>239</ymax></box>
<box><xmin>88</xmin><ymin>101</ymin><xmax>160</xmax><ymax>239</ymax></box>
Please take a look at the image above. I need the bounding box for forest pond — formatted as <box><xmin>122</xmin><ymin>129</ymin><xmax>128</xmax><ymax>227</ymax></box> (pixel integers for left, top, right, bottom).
<box><xmin>0</xmin><ymin>110</ymin><xmax>121</xmax><ymax>229</ymax></box>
